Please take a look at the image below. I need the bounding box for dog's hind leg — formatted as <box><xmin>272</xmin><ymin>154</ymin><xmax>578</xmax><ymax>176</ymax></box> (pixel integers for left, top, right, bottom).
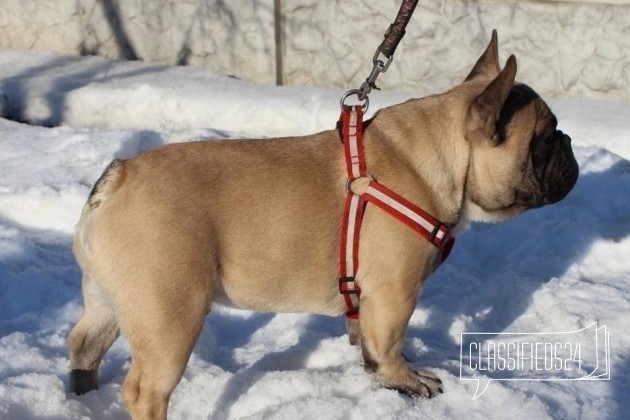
<box><xmin>68</xmin><ymin>274</ymin><xmax>120</xmax><ymax>395</ymax></box>
<box><xmin>118</xmin><ymin>273</ymin><xmax>210</xmax><ymax>420</ymax></box>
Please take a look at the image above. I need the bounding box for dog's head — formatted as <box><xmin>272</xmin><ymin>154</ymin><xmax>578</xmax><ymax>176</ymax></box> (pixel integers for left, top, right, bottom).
<box><xmin>462</xmin><ymin>31</ymin><xmax>579</xmax><ymax>222</ymax></box>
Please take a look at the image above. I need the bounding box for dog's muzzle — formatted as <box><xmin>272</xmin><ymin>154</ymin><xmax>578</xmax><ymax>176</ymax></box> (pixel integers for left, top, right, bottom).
<box><xmin>532</xmin><ymin>130</ymin><xmax>579</xmax><ymax>205</ymax></box>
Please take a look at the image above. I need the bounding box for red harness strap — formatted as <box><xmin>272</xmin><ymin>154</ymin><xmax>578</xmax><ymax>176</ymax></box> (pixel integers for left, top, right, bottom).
<box><xmin>338</xmin><ymin>105</ymin><xmax>455</xmax><ymax>319</ymax></box>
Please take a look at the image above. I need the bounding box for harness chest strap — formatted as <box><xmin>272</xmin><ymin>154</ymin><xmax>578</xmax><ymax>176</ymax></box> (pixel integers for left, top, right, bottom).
<box><xmin>338</xmin><ymin>105</ymin><xmax>455</xmax><ymax>319</ymax></box>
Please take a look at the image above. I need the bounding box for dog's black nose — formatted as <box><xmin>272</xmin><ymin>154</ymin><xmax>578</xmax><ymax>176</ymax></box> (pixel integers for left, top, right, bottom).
<box><xmin>553</xmin><ymin>130</ymin><xmax>571</xmax><ymax>147</ymax></box>
<box><xmin>558</xmin><ymin>130</ymin><xmax>571</xmax><ymax>146</ymax></box>
<box><xmin>562</xmin><ymin>133</ymin><xmax>572</xmax><ymax>147</ymax></box>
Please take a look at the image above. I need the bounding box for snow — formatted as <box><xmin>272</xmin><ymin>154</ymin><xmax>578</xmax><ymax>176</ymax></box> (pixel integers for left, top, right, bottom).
<box><xmin>0</xmin><ymin>51</ymin><xmax>628</xmax><ymax>419</ymax></box>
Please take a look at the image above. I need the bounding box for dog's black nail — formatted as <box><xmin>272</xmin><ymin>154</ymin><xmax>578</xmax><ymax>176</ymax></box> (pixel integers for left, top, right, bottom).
<box><xmin>395</xmin><ymin>387</ymin><xmax>414</xmax><ymax>398</ymax></box>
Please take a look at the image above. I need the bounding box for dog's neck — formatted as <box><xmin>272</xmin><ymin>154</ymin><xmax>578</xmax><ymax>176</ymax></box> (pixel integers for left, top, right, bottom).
<box><xmin>363</xmin><ymin>94</ymin><xmax>472</xmax><ymax>228</ymax></box>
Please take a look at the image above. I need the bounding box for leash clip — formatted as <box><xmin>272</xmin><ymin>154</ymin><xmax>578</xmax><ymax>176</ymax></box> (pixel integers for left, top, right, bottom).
<box><xmin>341</xmin><ymin>47</ymin><xmax>393</xmax><ymax>112</ymax></box>
<box><xmin>358</xmin><ymin>48</ymin><xmax>394</xmax><ymax>101</ymax></box>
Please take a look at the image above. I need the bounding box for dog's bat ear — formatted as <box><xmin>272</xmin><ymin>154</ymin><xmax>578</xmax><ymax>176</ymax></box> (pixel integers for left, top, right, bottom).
<box><xmin>465</xmin><ymin>29</ymin><xmax>501</xmax><ymax>82</ymax></box>
<box><xmin>466</xmin><ymin>55</ymin><xmax>517</xmax><ymax>143</ymax></box>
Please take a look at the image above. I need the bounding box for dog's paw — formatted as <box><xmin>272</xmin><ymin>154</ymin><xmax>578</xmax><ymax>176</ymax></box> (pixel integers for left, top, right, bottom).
<box><xmin>385</xmin><ymin>368</ymin><xmax>443</xmax><ymax>399</ymax></box>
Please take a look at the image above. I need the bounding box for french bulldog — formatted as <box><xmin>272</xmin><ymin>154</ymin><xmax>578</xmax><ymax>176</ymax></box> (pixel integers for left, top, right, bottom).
<box><xmin>68</xmin><ymin>31</ymin><xmax>578</xmax><ymax>419</ymax></box>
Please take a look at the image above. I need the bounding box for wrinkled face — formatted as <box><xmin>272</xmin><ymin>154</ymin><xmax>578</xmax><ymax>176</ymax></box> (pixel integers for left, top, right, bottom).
<box><xmin>465</xmin><ymin>84</ymin><xmax>579</xmax><ymax>222</ymax></box>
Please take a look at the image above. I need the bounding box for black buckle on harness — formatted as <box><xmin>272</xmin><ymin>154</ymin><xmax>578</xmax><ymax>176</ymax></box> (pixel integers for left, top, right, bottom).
<box><xmin>429</xmin><ymin>223</ymin><xmax>445</xmax><ymax>246</ymax></box>
<box><xmin>339</xmin><ymin>277</ymin><xmax>359</xmax><ymax>295</ymax></box>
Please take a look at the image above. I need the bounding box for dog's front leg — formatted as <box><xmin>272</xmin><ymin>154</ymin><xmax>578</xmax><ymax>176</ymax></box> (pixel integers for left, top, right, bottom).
<box><xmin>358</xmin><ymin>281</ymin><xmax>442</xmax><ymax>398</ymax></box>
<box><xmin>346</xmin><ymin>317</ymin><xmax>361</xmax><ymax>346</ymax></box>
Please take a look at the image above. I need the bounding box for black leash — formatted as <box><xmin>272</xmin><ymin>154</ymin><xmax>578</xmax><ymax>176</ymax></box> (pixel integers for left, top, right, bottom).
<box><xmin>342</xmin><ymin>0</ymin><xmax>420</xmax><ymax>109</ymax></box>
<box><xmin>379</xmin><ymin>0</ymin><xmax>420</xmax><ymax>59</ymax></box>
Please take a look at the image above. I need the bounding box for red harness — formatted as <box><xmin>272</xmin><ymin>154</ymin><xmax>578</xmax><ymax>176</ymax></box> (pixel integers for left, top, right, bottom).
<box><xmin>338</xmin><ymin>105</ymin><xmax>455</xmax><ymax>319</ymax></box>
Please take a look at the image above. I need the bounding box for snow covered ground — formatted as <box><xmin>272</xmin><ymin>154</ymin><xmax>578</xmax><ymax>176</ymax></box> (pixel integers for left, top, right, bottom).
<box><xmin>0</xmin><ymin>51</ymin><xmax>628</xmax><ymax>419</ymax></box>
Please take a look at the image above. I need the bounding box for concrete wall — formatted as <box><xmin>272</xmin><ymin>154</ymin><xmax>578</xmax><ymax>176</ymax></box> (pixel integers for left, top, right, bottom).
<box><xmin>0</xmin><ymin>0</ymin><xmax>276</xmax><ymax>83</ymax></box>
<box><xmin>0</xmin><ymin>0</ymin><xmax>629</xmax><ymax>99</ymax></box>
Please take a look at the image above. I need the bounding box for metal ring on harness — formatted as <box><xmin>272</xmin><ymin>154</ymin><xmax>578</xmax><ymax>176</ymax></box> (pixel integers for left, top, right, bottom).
<box><xmin>345</xmin><ymin>174</ymin><xmax>375</xmax><ymax>195</ymax></box>
<box><xmin>340</xmin><ymin>89</ymin><xmax>369</xmax><ymax>113</ymax></box>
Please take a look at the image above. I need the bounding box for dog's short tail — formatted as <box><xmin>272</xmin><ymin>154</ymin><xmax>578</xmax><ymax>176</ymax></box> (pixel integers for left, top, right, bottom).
<box><xmin>85</xmin><ymin>159</ymin><xmax>126</xmax><ymax>213</ymax></box>
<box><xmin>75</xmin><ymin>159</ymin><xmax>126</xmax><ymax>260</ymax></box>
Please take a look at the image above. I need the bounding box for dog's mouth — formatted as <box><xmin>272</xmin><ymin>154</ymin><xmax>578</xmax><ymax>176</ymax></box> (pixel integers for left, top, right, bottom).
<box><xmin>530</xmin><ymin>130</ymin><xmax>579</xmax><ymax>206</ymax></box>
